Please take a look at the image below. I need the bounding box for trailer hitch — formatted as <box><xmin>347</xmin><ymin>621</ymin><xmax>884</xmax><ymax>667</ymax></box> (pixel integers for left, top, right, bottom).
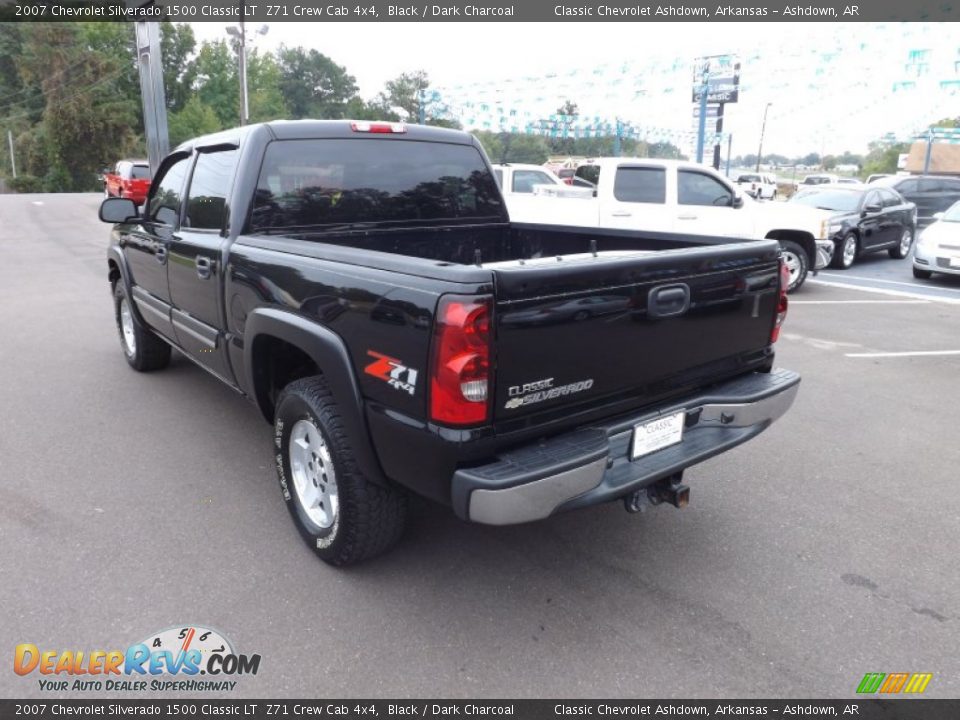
<box><xmin>624</xmin><ymin>472</ymin><xmax>690</xmax><ymax>513</ymax></box>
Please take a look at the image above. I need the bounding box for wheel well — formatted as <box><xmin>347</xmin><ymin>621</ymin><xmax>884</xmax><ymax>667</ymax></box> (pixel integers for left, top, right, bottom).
<box><xmin>764</xmin><ymin>230</ymin><xmax>816</xmax><ymax>264</ymax></box>
<box><xmin>108</xmin><ymin>260</ymin><xmax>121</xmax><ymax>285</ymax></box>
<box><xmin>251</xmin><ymin>335</ymin><xmax>320</xmax><ymax>422</ymax></box>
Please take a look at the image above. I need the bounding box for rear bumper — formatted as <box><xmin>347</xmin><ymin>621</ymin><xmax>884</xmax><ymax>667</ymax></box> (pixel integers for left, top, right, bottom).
<box><xmin>451</xmin><ymin>368</ymin><xmax>800</xmax><ymax>525</ymax></box>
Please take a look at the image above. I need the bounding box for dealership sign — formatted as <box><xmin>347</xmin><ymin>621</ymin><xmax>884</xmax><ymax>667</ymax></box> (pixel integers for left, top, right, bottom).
<box><xmin>692</xmin><ymin>54</ymin><xmax>741</xmax><ymax>104</ymax></box>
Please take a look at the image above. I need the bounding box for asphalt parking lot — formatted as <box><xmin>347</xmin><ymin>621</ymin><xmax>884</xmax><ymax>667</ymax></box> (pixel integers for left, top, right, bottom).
<box><xmin>1</xmin><ymin>193</ymin><xmax>957</xmax><ymax>699</ymax></box>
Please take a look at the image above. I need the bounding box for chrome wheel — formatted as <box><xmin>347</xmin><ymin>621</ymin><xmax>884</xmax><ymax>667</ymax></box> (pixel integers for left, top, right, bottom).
<box><xmin>289</xmin><ymin>419</ymin><xmax>339</xmax><ymax>529</ymax></box>
<box><xmin>782</xmin><ymin>249</ymin><xmax>803</xmax><ymax>287</ymax></box>
<box><xmin>841</xmin><ymin>235</ymin><xmax>857</xmax><ymax>268</ymax></box>
<box><xmin>119</xmin><ymin>297</ymin><xmax>136</xmax><ymax>356</ymax></box>
<box><xmin>900</xmin><ymin>229</ymin><xmax>913</xmax><ymax>255</ymax></box>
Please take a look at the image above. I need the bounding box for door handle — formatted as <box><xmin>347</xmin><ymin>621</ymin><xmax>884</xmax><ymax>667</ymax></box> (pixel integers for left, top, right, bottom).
<box><xmin>196</xmin><ymin>256</ymin><xmax>214</xmax><ymax>280</ymax></box>
<box><xmin>610</xmin><ymin>211</ymin><xmax>632</xmax><ymax>217</ymax></box>
<box><xmin>155</xmin><ymin>247</ymin><xmax>167</xmax><ymax>263</ymax></box>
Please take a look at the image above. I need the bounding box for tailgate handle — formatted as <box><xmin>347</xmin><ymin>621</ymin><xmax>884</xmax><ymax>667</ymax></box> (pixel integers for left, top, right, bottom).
<box><xmin>648</xmin><ymin>284</ymin><xmax>690</xmax><ymax>319</ymax></box>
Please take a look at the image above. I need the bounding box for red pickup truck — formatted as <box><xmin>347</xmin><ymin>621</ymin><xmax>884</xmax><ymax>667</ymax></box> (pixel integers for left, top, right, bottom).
<box><xmin>103</xmin><ymin>160</ymin><xmax>151</xmax><ymax>204</ymax></box>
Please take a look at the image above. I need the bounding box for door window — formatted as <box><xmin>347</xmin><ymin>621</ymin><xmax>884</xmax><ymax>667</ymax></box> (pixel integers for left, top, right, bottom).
<box><xmin>612</xmin><ymin>167</ymin><xmax>665</xmax><ymax>203</ymax></box>
<box><xmin>678</xmin><ymin>171</ymin><xmax>734</xmax><ymax>207</ymax></box>
<box><xmin>146</xmin><ymin>155</ymin><xmax>191</xmax><ymax>226</ymax></box>
<box><xmin>185</xmin><ymin>149</ymin><xmax>239</xmax><ymax>230</ymax></box>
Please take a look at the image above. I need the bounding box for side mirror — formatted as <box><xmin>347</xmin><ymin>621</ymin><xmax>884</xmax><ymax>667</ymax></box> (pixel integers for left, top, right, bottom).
<box><xmin>862</xmin><ymin>203</ymin><xmax>882</xmax><ymax>215</ymax></box>
<box><xmin>99</xmin><ymin>197</ymin><xmax>139</xmax><ymax>223</ymax></box>
<box><xmin>733</xmin><ymin>195</ymin><xmax>744</xmax><ymax>208</ymax></box>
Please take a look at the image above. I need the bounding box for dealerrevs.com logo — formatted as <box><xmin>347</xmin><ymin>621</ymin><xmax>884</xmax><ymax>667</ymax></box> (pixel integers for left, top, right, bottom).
<box><xmin>14</xmin><ymin>625</ymin><xmax>260</xmax><ymax>692</ymax></box>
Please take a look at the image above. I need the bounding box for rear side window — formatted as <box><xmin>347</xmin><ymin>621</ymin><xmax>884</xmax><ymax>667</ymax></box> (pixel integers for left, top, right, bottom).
<box><xmin>249</xmin><ymin>139</ymin><xmax>504</xmax><ymax>231</ymax></box>
<box><xmin>185</xmin><ymin>149</ymin><xmax>238</xmax><ymax>230</ymax></box>
<box><xmin>512</xmin><ymin>170</ymin><xmax>554</xmax><ymax>193</ymax></box>
<box><xmin>131</xmin><ymin>165</ymin><xmax>151</xmax><ymax>180</ymax></box>
<box><xmin>895</xmin><ymin>179</ymin><xmax>919</xmax><ymax>194</ymax></box>
<box><xmin>613</xmin><ymin>167</ymin><xmax>665</xmax><ymax>204</ymax></box>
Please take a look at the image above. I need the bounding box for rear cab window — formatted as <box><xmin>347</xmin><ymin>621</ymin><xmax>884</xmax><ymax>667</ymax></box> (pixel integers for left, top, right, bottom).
<box><xmin>248</xmin><ymin>138</ymin><xmax>505</xmax><ymax>232</ymax></box>
<box><xmin>613</xmin><ymin>167</ymin><xmax>666</xmax><ymax>204</ymax></box>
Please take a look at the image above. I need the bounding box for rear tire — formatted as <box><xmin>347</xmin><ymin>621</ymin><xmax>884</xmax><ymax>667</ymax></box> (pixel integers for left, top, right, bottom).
<box><xmin>913</xmin><ymin>267</ymin><xmax>933</xmax><ymax>280</ymax></box>
<box><xmin>831</xmin><ymin>232</ymin><xmax>858</xmax><ymax>269</ymax></box>
<box><xmin>779</xmin><ymin>240</ymin><xmax>808</xmax><ymax>293</ymax></box>
<box><xmin>274</xmin><ymin>376</ymin><xmax>408</xmax><ymax>566</ymax></box>
<box><xmin>889</xmin><ymin>228</ymin><xmax>913</xmax><ymax>259</ymax></box>
<box><xmin>112</xmin><ymin>280</ymin><xmax>171</xmax><ymax>371</ymax></box>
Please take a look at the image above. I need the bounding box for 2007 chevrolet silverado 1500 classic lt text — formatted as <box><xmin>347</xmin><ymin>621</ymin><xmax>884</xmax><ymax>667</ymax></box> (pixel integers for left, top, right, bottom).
<box><xmin>100</xmin><ymin>120</ymin><xmax>800</xmax><ymax>566</ymax></box>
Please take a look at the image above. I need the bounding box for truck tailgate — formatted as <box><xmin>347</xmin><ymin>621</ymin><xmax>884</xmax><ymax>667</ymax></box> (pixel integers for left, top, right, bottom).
<box><xmin>491</xmin><ymin>240</ymin><xmax>782</xmax><ymax>421</ymax></box>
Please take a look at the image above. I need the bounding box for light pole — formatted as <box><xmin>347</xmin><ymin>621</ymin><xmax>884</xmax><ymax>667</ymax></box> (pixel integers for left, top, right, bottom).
<box><xmin>226</xmin><ymin>20</ymin><xmax>268</xmax><ymax>126</ymax></box>
<box><xmin>755</xmin><ymin>102</ymin><xmax>772</xmax><ymax>172</ymax></box>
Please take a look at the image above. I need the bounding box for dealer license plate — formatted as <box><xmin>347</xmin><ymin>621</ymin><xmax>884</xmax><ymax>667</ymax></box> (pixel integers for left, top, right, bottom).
<box><xmin>631</xmin><ymin>411</ymin><xmax>686</xmax><ymax>460</ymax></box>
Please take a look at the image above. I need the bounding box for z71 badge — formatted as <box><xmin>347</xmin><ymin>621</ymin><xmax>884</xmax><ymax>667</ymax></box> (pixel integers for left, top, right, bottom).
<box><xmin>364</xmin><ymin>351</ymin><xmax>419</xmax><ymax>396</ymax></box>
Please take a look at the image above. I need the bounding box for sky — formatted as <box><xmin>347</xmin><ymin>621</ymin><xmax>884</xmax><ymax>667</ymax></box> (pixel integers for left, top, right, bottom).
<box><xmin>190</xmin><ymin>22</ymin><xmax>960</xmax><ymax>159</ymax></box>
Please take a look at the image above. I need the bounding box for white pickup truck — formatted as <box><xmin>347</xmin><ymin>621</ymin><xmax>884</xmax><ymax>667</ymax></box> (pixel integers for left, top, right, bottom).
<box><xmin>506</xmin><ymin>158</ymin><xmax>836</xmax><ymax>291</ymax></box>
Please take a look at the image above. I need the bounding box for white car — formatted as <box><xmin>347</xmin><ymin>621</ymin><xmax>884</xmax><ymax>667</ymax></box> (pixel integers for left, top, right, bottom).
<box><xmin>491</xmin><ymin>163</ymin><xmax>565</xmax><ymax>196</ymax></box>
<box><xmin>913</xmin><ymin>201</ymin><xmax>960</xmax><ymax>279</ymax></box>
<box><xmin>736</xmin><ymin>172</ymin><xmax>778</xmax><ymax>200</ymax></box>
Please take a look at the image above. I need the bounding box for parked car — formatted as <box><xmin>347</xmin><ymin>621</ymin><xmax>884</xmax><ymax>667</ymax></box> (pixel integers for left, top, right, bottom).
<box><xmin>801</xmin><ymin>174</ymin><xmax>839</xmax><ymax>186</ymax></box>
<box><xmin>835</xmin><ymin>178</ymin><xmax>862</xmax><ymax>185</ymax></box>
<box><xmin>103</xmin><ymin>160</ymin><xmax>151</xmax><ymax>204</ymax></box>
<box><xmin>871</xmin><ymin>174</ymin><xmax>960</xmax><ymax>227</ymax></box>
<box><xmin>97</xmin><ymin>120</ymin><xmax>799</xmax><ymax>566</ymax></box>
<box><xmin>866</xmin><ymin>174</ymin><xmax>892</xmax><ymax>184</ymax></box>
<box><xmin>736</xmin><ymin>172</ymin><xmax>778</xmax><ymax>200</ymax></box>
<box><xmin>505</xmin><ymin>157</ymin><xmax>837</xmax><ymax>292</ymax></box>
<box><xmin>491</xmin><ymin>163</ymin><xmax>565</xmax><ymax>196</ymax></box>
<box><xmin>913</xmin><ymin>200</ymin><xmax>960</xmax><ymax>279</ymax></box>
<box><xmin>789</xmin><ymin>185</ymin><xmax>916</xmax><ymax>269</ymax></box>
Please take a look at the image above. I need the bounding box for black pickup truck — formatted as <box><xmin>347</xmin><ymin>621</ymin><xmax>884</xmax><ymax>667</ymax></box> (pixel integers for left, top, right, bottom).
<box><xmin>100</xmin><ymin>120</ymin><xmax>800</xmax><ymax>566</ymax></box>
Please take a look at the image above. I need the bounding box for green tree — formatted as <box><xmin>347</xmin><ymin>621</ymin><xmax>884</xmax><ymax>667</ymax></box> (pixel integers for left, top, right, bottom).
<box><xmin>861</xmin><ymin>138</ymin><xmax>909</xmax><ymax>177</ymax></box>
<box><xmin>276</xmin><ymin>45</ymin><xmax>358</xmax><ymax>119</ymax></box>
<box><xmin>168</xmin><ymin>97</ymin><xmax>222</xmax><ymax>146</ymax></box>
<box><xmin>246</xmin><ymin>50</ymin><xmax>288</xmax><ymax>123</ymax></box>
<box><xmin>194</xmin><ymin>40</ymin><xmax>238</xmax><ymax>127</ymax></box>
<box><xmin>17</xmin><ymin>23</ymin><xmax>139</xmax><ymax>190</ymax></box>
<box><xmin>160</xmin><ymin>22</ymin><xmax>197</xmax><ymax>113</ymax></box>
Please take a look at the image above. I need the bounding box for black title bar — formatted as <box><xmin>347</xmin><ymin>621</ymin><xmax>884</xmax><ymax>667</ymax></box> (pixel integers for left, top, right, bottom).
<box><xmin>0</xmin><ymin>0</ymin><xmax>958</xmax><ymax>21</ymax></box>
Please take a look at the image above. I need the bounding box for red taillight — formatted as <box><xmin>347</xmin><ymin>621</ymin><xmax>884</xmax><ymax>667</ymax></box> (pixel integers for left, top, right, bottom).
<box><xmin>771</xmin><ymin>260</ymin><xmax>790</xmax><ymax>343</ymax></box>
<box><xmin>351</xmin><ymin>121</ymin><xmax>406</xmax><ymax>134</ymax></box>
<box><xmin>430</xmin><ymin>296</ymin><xmax>492</xmax><ymax>426</ymax></box>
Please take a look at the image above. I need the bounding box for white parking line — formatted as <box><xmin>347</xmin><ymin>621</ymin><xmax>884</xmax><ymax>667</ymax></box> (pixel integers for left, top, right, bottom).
<box><xmin>790</xmin><ymin>299</ymin><xmax>930</xmax><ymax>305</ymax></box>
<box><xmin>845</xmin><ymin>350</ymin><xmax>960</xmax><ymax>358</ymax></box>
<box><xmin>808</xmin><ymin>278</ymin><xmax>960</xmax><ymax>304</ymax></box>
<box><xmin>818</xmin><ymin>272</ymin><xmax>960</xmax><ymax>295</ymax></box>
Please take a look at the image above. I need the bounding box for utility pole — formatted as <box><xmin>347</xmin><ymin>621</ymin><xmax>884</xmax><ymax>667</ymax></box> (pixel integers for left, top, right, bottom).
<box><xmin>238</xmin><ymin>18</ymin><xmax>248</xmax><ymax>125</ymax></box>
<box><xmin>725</xmin><ymin>134</ymin><xmax>732</xmax><ymax>177</ymax></box>
<box><xmin>7</xmin><ymin>130</ymin><xmax>15</xmax><ymax>179</ymax></box>
<box><xmin>134</xmin><ymin>22</ymin><xmax>169</xmax><ymax>176</ymax></box>
<box><xmin>695</xmin><ymin>64</ymin><xmax>709</xmax><ymax>164</ymax></box>
<box><xmin>756</xmin><ymin>102</ymin><xmax>772</xmax><ymax>172</ymax></box>
<box><xmin>923</xmin><ymin>127</ymin><xmax>934</xmax><ymax>173</ymax></box>
<box><xmin>713</xmin><ymin>104</ymin><xmax>725</xmax><ymax>170</ymax></box>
